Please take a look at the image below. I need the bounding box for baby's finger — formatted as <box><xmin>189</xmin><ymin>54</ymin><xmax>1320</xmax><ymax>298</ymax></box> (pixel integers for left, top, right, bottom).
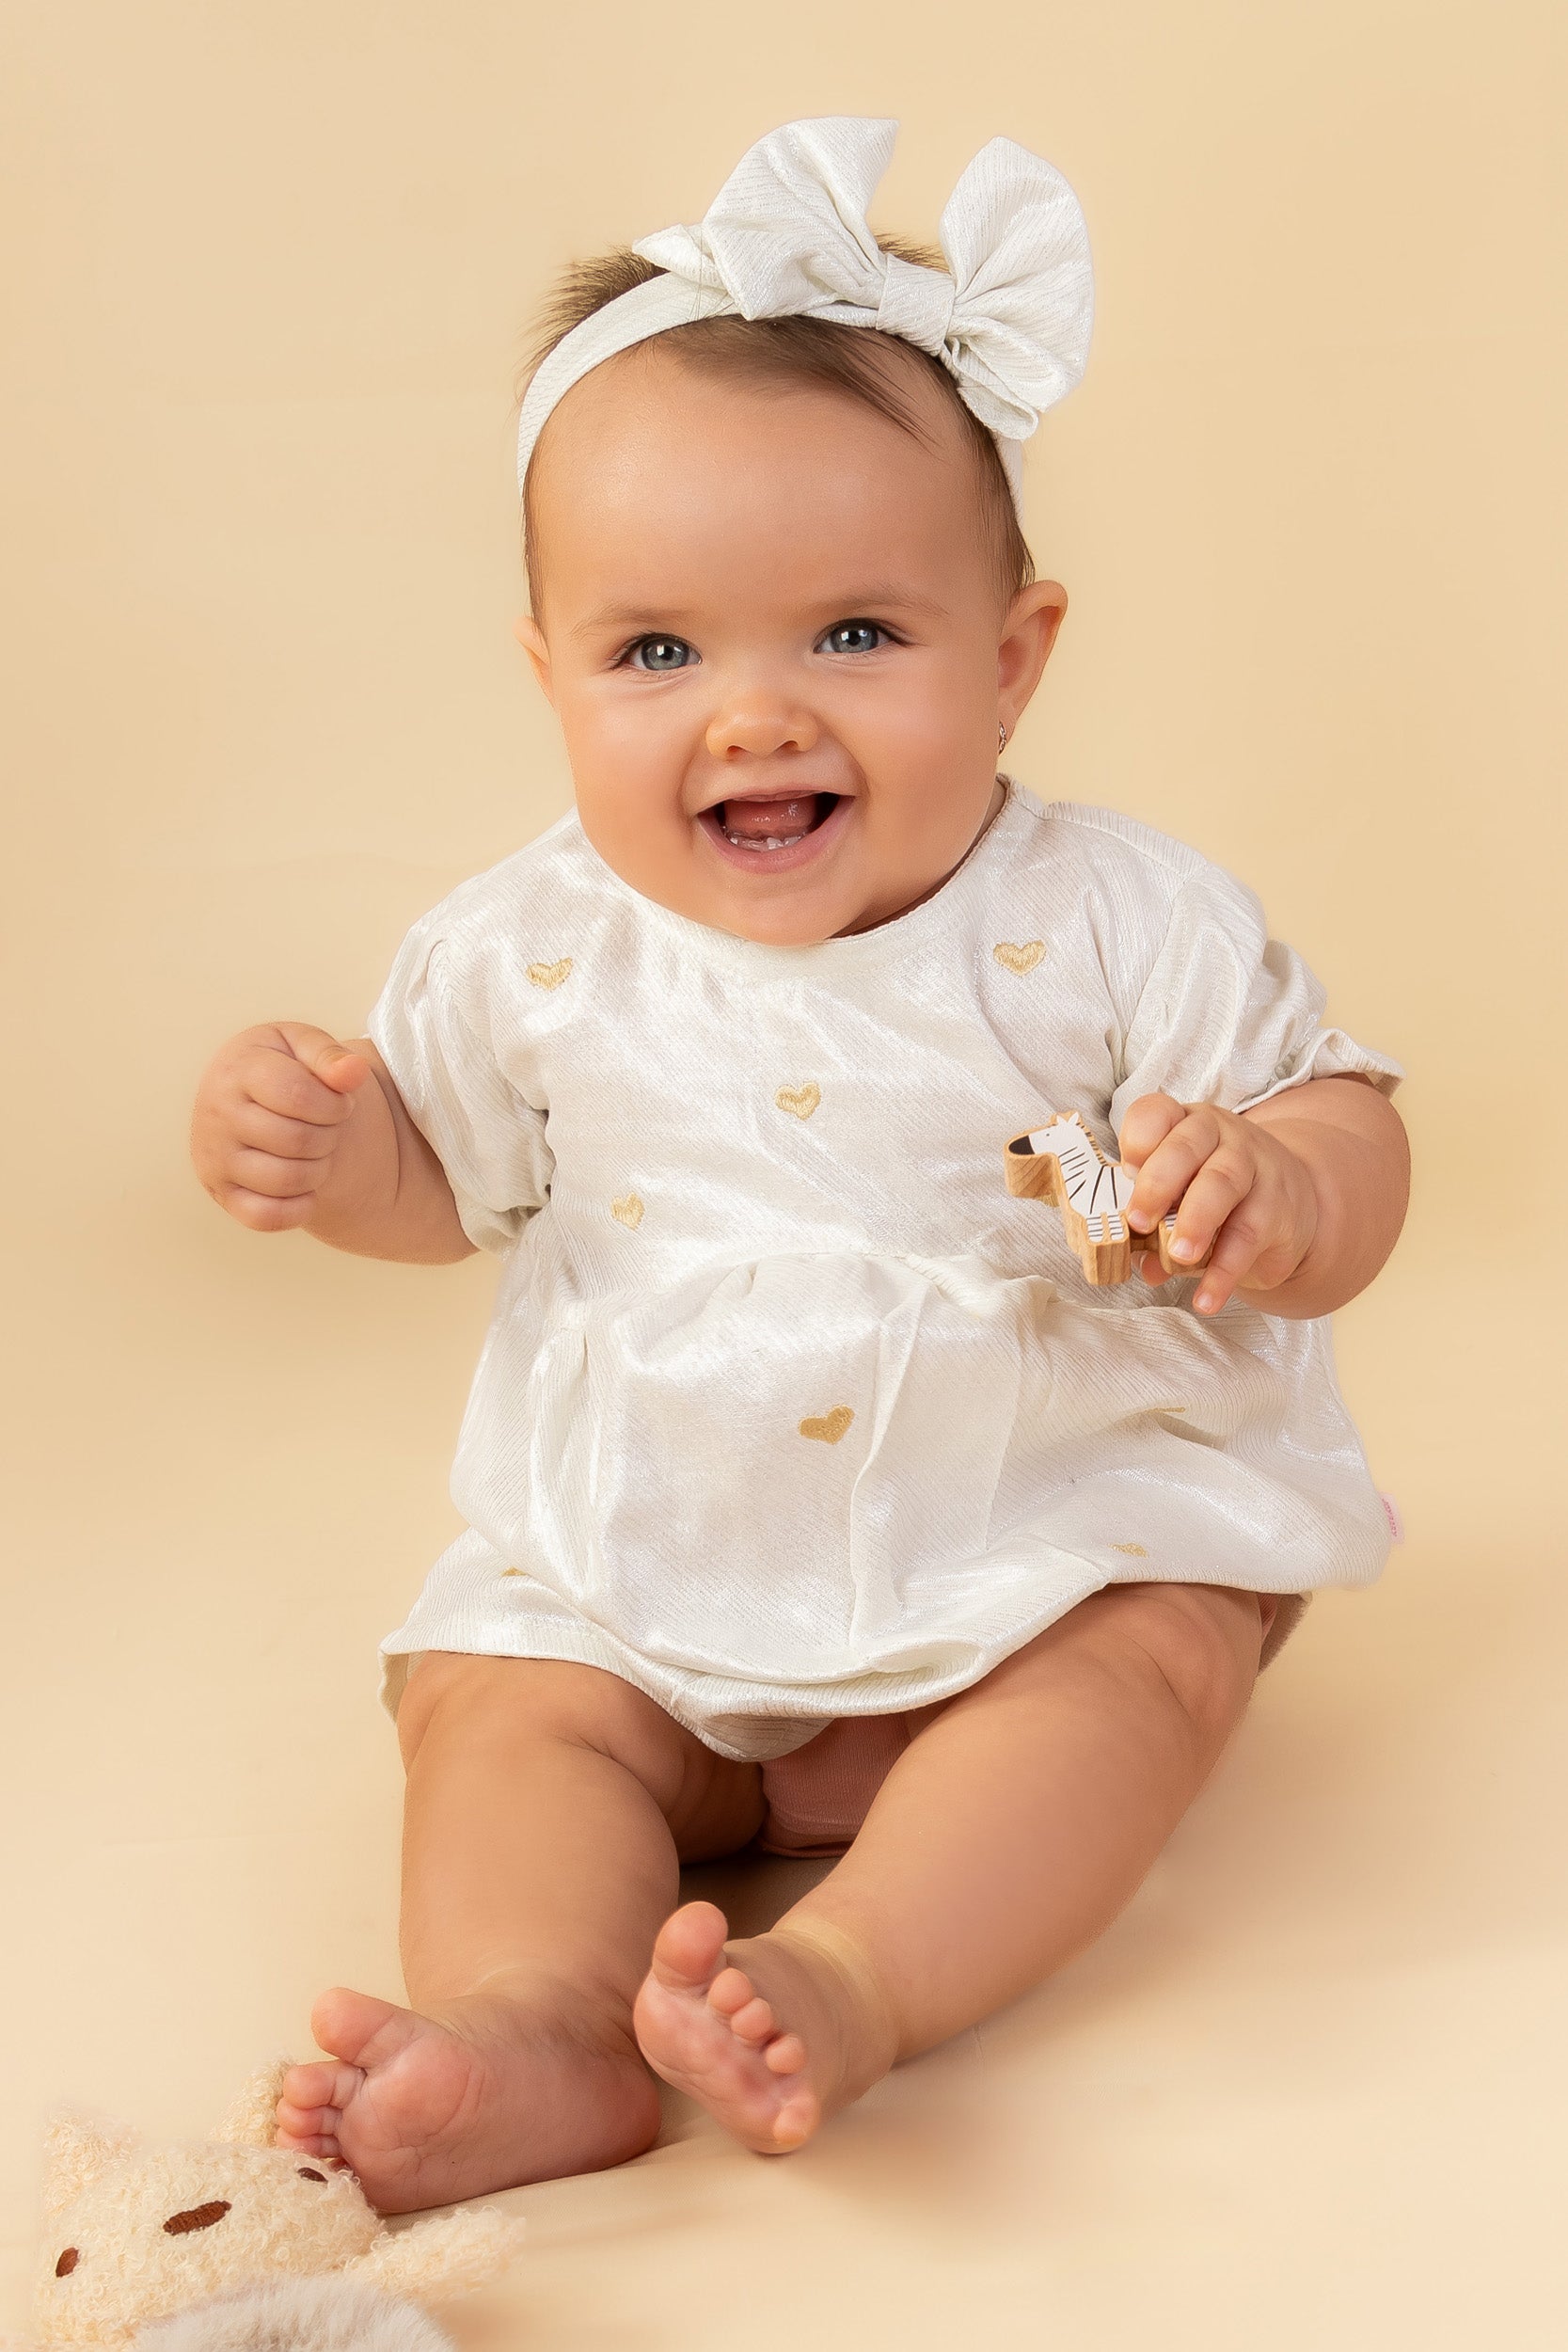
<box><xmin>241</xmin><ymin>1042</ymin><xmax>362</xmax><ymax>1127</ymax></box>
<box><xmin>274</xmin><ymin>1022</ymin><xmax>372</xmax><ymax>1096</ymax></box>
<box><xmin>226</xmin><ymin>1145</ymin><xmax>332</xmax><ymax>1200</ymax></box>
<box><xmin>1125</xmin><ymin>1107</ymin><xmax>1223</xmax><ymax>1231</ymax></box>
<box><xmin>1190</xmin><ymin>1220</ymin><xmax>1265</xmax><ymax>1315</ymax></box>
<box><xmin>1165</xmin><ymin>1152</ymin><xmax>1255</xmax><ymax>1265</ymax></box>
<box><xmin>230</xmin><ymin>1099</ymin><xmax>341</xmax><ymax>1161</ymax></box>
<box><xmin>1117</xmin><ymin>1092</ymin><xmax>1187</xmax><ymax>1176</ymax></box>
<box><xmin>220</xmin><ymin>1184</ymin><xmax>320</xmax><ymax>1234</ymax></box>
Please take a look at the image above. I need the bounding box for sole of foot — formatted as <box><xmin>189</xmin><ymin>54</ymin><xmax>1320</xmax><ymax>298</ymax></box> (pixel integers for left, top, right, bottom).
<box><xmin>275</xmin><ymin>1983</ymin><xmax>659</xmax><ymax>2213</ymax></box>
<box><xmin>632</xmin><ymin>1901</ymin><xmax>832</xmax><ymax>2154</ymax></box>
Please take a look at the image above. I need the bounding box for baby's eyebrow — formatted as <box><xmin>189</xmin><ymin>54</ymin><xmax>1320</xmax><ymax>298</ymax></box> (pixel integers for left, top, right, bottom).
<box><xmin>817</xmin><ymin>585</ymin><xmax>949</xmax><ymax>618</ymax></box>
<box><xmin>571</xmin><ymin>604</ymin><xmax>702</xmax><ymax>640</ymax></box>
<box><xmin>571</xmin><ymin>587</ymin><xmax>948</xmax><ymax>640</ymax></box>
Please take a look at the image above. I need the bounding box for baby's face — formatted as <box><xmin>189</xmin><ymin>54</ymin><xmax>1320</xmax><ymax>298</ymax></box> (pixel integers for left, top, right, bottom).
<box><xmin>519</xmin><ymin>344</ymin><xmax>1065</xmax><ymax>943</ymax></box>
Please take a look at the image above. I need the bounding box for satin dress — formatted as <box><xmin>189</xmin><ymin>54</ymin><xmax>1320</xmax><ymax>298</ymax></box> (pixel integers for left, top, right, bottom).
<box><xmin>368</xmin><ymin>782</ymin><xmax>1402</xmax><ymax>1760</ymax></box>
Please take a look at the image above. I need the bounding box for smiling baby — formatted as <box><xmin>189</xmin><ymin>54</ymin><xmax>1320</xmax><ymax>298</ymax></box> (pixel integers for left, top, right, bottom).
<box><xmin>190</xmin><ymin>119</ymin><xmax>1408</xmax><ymax>2211</ymax></box>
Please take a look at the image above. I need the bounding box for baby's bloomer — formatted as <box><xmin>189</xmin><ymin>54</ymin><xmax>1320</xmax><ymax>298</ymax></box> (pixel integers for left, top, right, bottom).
<box><xmin>371</xmin><ymin>786</ymin><xmax>1402</xmax><ymax>1758</ymax></box>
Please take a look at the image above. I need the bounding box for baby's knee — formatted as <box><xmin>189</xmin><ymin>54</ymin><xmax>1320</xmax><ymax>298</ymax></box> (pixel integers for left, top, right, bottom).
<box><xmin>1086</xmin><ymin>1583</ymin><xmax>1263</xmax><ymax>1753</ymax></box>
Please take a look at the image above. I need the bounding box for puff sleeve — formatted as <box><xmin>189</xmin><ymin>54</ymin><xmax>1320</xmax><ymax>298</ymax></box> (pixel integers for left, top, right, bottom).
<box><xmin>1107</xmin><ymin>859</ymin><xmax>1403</xmax><ymax>1138</ymax></box>
<box><xmin>365</xmin><ymin>918</ymin><xmax>553</xmax><ymax>1256</ymax></box>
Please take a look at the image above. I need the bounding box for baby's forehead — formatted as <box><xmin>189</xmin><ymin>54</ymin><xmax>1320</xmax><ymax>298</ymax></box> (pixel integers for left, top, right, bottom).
<box><xmin>539</xmin><ymin>334</ymin><xmax>969</xmax><ymax>472</ymax></box>
<box><xmin>528</xmin><ymin>342</ymin><xmax>993</xmax><ymax>602</ymax></box>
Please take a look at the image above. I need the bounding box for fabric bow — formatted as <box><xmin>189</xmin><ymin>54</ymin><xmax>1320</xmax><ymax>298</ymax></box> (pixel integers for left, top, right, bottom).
<box><xmin>633</xmin><ymin>117</ymin><xmax>1093</xmax><ymax>445</ymax></box>
<box><xmin>516</xmin><ymin>117</ymin><xmax>1093</xmax><ymax>502</ymax></box>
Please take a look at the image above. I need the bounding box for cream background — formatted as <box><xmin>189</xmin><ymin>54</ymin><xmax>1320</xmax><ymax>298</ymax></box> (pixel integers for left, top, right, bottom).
<box><xmin>2</xmin><ymin>3</ymin><xmax>1562</xmax><ymax>2344</ymax></box>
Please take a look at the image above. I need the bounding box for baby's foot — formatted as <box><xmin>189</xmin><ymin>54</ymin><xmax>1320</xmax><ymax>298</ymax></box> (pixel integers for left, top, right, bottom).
<box><xmin>276</xmin><ymin>1981</ymin><xmax>659</xmax><ymax>2213</ymax></box>
<box><xmin>632</xmin><ymin>1901</ymin><xmax>895</xmax><ymax>2154</ymax></box>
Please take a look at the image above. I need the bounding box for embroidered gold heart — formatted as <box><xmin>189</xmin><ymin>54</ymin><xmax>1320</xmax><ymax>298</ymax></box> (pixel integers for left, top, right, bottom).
<box><xmin>775</xmin><ymin>1082</ymin><xmax>821</xmax><ymax>1120</ymax></box>
<box><xmin>527</xmin><ymin>957</ymin><xmax>573</xmax><ymax>990</ymax></box>
<box><xmin>800</xmin><ymin>1406</ymin><xmax>854</xmax><ymax>1444</ymax></box>
<box><xmin>1112</xmin><ymin>1541</ymin><xmax>1148</xmax><ymax>1557</ymax></box>
<box><xmin>993</xmin><ymin>939</ymin><xmax>1046</xmax><ymax>975</ymax></box>
<box><xmin>610</xmin><ymin>1193</ymin><xmax>644</xmax><ymax>1230</ymax></box>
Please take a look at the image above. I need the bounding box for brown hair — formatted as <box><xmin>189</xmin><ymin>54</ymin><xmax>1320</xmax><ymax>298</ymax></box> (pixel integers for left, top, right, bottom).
<box><xmin>515</xmin><ymin>236</ymin><xmax>1035</xmax><ymax>613</ymax></box>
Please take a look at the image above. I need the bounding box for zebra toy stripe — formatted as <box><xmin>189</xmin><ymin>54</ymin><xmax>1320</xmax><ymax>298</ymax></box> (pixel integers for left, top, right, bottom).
<box><xmin>1004</xmin><ymin>1111</ymin><xmax>1213</xmax><ymax>1287</ymax></box>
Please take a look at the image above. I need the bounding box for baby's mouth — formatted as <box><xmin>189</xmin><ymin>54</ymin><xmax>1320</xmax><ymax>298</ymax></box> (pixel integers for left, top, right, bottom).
<box><xmin>707</xmin><ymin>793</ymin><xmax>837</xmax><ymax>853</ymax></box>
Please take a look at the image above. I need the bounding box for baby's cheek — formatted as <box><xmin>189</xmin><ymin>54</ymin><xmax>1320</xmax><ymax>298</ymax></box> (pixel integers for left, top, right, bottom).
<box><xmin>573</xmin><ymin>764</ymin><xmax>690</xmax><ymax>895</ymax></box>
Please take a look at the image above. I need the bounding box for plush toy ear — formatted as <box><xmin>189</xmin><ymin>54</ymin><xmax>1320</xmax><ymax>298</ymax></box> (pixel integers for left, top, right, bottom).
<box><xmin>209</xmin><ymin>2058</ymin><xmax>293</xmax><ymax>2148</ymax></box>
<box><xmin>346</xmin><ymin>2205</ymin><xmax>527</xmax><ymax>2298</ymax></box>
<box><xmin>40</xmin><ymin>2111</ymin><xmax>139</xmax><ymax>2213</ymax></box>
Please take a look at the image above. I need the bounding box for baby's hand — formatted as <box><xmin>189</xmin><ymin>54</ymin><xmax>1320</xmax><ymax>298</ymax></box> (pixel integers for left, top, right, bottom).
<box><xmin>191</xmin><ymin>1022</ymin><xmax>374</xmax><ymax>1233</ymax></box>
<box><xmin>1118</xmin><ymin>1093</ymin><xmax>1319</xmax><ymax>1315</ymax></box>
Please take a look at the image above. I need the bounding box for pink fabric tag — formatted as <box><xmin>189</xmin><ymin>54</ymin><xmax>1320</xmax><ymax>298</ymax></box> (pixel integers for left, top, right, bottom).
<box><xmin>1380</xmin><ymin>1492</ymin><xmax>1404</xmax><ymax>1543</ymax></box>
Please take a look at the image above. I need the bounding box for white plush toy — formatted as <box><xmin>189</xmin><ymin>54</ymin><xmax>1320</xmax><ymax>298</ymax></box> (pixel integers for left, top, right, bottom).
<box><xmin>135</xmin><ymin>2277</ymin><xmax>454</xmax><ymax>2349</ymax></box>
<box><xmin>11</xmin><ymin>2062</ymin><xmax>525</xmax><ymax>2349</ymax></box>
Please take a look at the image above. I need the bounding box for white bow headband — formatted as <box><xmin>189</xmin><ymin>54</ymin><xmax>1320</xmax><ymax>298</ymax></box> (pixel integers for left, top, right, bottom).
<box><xmin>515</xmin><ymin>116</ymin><xmax>1094</xmax><ymax>516</ymax></box>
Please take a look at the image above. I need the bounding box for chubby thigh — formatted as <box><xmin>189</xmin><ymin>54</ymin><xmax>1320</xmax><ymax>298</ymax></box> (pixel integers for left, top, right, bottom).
<box><xmin>397</xmin><ymin>1581</ymin><xmax>1271</xmax><ymax>1879</ymax></box>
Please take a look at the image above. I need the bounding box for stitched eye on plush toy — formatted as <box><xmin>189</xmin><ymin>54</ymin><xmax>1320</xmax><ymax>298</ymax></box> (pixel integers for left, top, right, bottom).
<box><xmin>296</xmin><ymin>2167</ymin><xmax>327</xmax><ymax>2182</ymax></box>
<box><xmin>55</xmin><ymin>2248</ymin><xmax>79</xmax><ymax>2277</ymax></box>
<box><xmin>163</xmin><ymin>2201</ymin><xmax>231</xmax><ymax>2236</ymax></box>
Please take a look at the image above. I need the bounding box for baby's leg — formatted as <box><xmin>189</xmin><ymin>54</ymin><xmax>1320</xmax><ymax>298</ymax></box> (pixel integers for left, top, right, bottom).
<box><xmin>277</xmin><ymin>1655</ymin><xmax>763</xmax><ymax>2210</ymax></box>
<box><xmin>634</xmin><ymin>1583</ymin><xmax>1263</xmax><ymax>2152</ymax></box>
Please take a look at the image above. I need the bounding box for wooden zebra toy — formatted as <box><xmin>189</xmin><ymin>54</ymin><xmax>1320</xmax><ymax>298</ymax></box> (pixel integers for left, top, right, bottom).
<box><xmin>1004</xmin><ymin>1111</ymin><xmax>1213</xmax><ymax>1288</ymax></box>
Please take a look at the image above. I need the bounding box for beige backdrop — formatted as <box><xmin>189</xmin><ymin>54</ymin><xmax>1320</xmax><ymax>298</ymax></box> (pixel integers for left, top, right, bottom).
<box><xmin>3</xmin><ymin>3</ymin><xmax>1563</xmax><ymax>2344</ymax></box>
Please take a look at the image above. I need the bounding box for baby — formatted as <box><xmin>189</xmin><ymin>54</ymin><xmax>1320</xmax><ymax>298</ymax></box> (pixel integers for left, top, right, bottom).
<box><xmin>190</xmin><ymin>119</ymin><xmax>1408</xmax><ymax>2214</ymax></box>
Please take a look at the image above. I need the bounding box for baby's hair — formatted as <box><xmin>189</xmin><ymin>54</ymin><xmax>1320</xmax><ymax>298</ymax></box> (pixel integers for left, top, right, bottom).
<box><xmin>515</xmin><ymin>237</ymin><xmax>1036</xmax><ymax>614</ymax></box>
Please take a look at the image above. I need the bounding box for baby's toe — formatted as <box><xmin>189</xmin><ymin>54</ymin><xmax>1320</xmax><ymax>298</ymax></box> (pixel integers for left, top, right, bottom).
<box><xmin>281</xmin><ymin>2058</ymin><xmax>355</xmax><ymax>2112</ymax></box>
<box><xmin>771</xmin><ymin>2090</ymin><xmax>819</xmax><ymax>2149</ymax></box>
<box><xmin>648</xmin><ymin>1899</ymin><xmax>731</xmax><ymax>1992</ymax></box>
<box><xmin>728</xmin><ymin>1995</ymin><xmax>776</xmax><ymax>2045</ymax></box>
<box><xmin>276</xmin><ymin>2096</ymin><xmax>341</xmax><ymax>2142</ymax></box>
<box><xmin>764</xmin><ymin>2033</ymin><xmax>806</xmax><ymax>2075</ymax></box>
<box><xmin>276</xmin><ymin>2128</ymin><xmax>342</xmax><ymax>2160</ymax></box>
<box><xmin>706</xmin><ymin>1964</ymin><xmax>755</xmax><ymax>2019</ymax></box>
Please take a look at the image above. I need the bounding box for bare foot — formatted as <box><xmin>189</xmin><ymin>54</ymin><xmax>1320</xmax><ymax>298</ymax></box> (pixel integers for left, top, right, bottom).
<box><xmin>632</xmin><ymin>1901</ymin><xmax>895</xmax><ymax>2154</ymax></box>
<box><xmin>275</xmin><ymin>1979</ymin><xmax>659</xmax><ymax>2213</ymax></box>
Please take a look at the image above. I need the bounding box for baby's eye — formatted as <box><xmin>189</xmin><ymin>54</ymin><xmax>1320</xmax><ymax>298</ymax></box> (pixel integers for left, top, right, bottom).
<box><xmin>819</xmin><ymin>620</ymin><xmax>887</xmax><ymax>656</ymax></box>
<box><xmin>625</xmin><ymin>636</ymin><xmax>697</xmax><ymax>673</ymax></box>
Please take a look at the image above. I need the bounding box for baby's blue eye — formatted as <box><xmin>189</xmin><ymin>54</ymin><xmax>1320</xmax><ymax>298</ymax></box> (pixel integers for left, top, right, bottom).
<box><xmin>627</xmin><ymin>636</ymin><xmax>696</xmax><ymax>672</ymax></box>
<box><xmin>822</xmin><ymin>621</ymin><xmax>884</xmax><ymax>655</ymax></box>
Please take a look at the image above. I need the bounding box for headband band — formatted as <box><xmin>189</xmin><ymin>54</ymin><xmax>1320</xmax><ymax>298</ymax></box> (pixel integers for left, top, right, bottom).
<box><xmin>515</xmin><ymin>115</ymin><xmax>1094</xmax><ymax>517</ymax></box>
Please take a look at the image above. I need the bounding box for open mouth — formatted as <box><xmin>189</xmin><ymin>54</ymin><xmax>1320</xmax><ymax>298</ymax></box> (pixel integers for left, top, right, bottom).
<box><xmin>696</xmin><ymin>791</ymin><xmax>849</xmax><ymax>873</ymax></box>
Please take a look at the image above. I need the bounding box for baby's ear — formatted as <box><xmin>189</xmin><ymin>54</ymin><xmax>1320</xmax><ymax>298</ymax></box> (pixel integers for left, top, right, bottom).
<box><xmin>40</xmin><ymin>2112</ymin><xmax>138</xmax><ymax>2213</ymax></box>
<box><xmin>210</xmin><ymin>2058</ymin><xmax>293</xmax><ymax>2148</ymax></box>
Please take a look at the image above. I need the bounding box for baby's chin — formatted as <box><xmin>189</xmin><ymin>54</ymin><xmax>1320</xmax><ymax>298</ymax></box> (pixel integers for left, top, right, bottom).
<box><xmin>665</xmin><ymin>852</ymin><xmax>925</xmax><ymax>948</ymax></box>
<box><xmin>584</xmin><ymin>809</ymin><xmax>893</xmax><ymax>946</ymax></box>
<box><xmin>582</xmin><ymin>785</ymin><xmax>989</xmax><ymax>946</ymax></box>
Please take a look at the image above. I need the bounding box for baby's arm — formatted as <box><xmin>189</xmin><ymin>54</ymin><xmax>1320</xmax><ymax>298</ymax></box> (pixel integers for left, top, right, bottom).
<box><xmin>1120</xmin><ymin>1073</ymin><xmax>1408</xmax><ymax>1319</ymax></box>
<box><xmin>190</xmin><ymin>1022</ymin><xmax>475</xmax><ymax>1263</ymax></box>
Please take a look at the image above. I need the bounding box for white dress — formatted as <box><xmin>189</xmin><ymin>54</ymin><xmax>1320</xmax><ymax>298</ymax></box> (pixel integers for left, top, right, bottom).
<box><xmin>368</xmin><ymin>783</ymin><xmax>1402</xmax><ymax>1761</ymax></box>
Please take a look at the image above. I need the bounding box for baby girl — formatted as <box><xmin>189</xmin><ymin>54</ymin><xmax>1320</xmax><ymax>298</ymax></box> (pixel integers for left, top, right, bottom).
<box><xmin>191</xmin><ymin>119</ymin><xmax>1408</xmax><ymax>2213</ymax></box>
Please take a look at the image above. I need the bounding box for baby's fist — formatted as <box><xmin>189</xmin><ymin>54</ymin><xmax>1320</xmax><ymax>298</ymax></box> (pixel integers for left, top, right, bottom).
<box><xmin>191</xmin><ymin>1022</ymin><xmax>372</xmax><ymax>1232</ymax></box>
<box><xmin>1118</xmin><ymin>1093</ymin><xmax>1319</xmax><ymax>1314</ymax></box>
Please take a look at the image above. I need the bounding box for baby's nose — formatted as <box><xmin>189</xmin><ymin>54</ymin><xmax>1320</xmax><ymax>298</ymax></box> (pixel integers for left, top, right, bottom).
<box><xmin>705</xmin><ymin>700</ymin><xmax>819</xmax><ymax>760</ymax></box>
